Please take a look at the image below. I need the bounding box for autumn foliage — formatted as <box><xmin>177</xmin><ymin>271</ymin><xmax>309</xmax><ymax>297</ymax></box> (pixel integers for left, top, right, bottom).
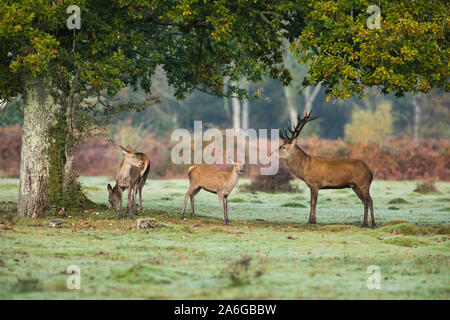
<box><xmin>0</xmin><ymin>126</ymin><xmax>449</xmax><ymax>181</ymax></box>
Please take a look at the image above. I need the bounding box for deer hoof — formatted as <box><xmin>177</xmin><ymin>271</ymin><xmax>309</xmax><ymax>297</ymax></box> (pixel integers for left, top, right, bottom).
<box><xmin>308</xmin><ymin>221</ymin><xmax>316</xmax><ymax>224</ymax></box>
<box><xmin>371</xmin><ymin>222</ymin><xmax>377</xmax><ymax>228</ymax></box>
<box><xmin>361</xmin><ymin>223</ymin><xmax>369</xmax><ymax>228</ymax></box>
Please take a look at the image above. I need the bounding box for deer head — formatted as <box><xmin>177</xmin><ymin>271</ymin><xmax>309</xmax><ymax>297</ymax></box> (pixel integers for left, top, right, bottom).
<box><xmin>233</xmin><ymin>161</ymin><xmax>244</xmax><ymax>175</ymax></box>
<box><xmin>119</xmin><ymin>145</ymin><xmax>145</xmax><ymax>168</ymax></box>
<box><xmin>107</xmin><ymin>184</ymin><xmax>121</xmax><ymax>210</ymax></box>
<box><xmin>275</xmin><ymin>111</ymin><xmax>318</xmax><ymax>159</ymax></box>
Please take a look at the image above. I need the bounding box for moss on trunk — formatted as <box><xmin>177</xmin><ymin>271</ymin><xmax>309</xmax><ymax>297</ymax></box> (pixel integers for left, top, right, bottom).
<box><xmin>18</xmin><ymin>81</ymin><xmax>58</xmax><ymax>218</ymax></box>
<box><xmin>47</xmin><ymin>111</ymin><xmax>97</xmax><ymax>213</ymax></box>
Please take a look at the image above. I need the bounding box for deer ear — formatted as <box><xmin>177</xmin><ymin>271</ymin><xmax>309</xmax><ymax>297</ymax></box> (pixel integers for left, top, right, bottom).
<box><xmin>107</xmin><ymin>184</ymin><xmax>113</xmax><ymax>193</ymax></box>
<box><xmin>119</xmin><ymin>145</ymin><xmax>129</xmax><ymax>154</ymax></box>
<box><xmin>126</xmin><ymin>145</ymin><xmax>132</xmax><ymax>152</ymax></box>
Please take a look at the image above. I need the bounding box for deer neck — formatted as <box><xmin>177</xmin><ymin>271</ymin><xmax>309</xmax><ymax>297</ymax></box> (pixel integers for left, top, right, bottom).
<box><xmin>286</xmin><ymin>145</ymin><xmax>311</xmax><ymax>180</ymax></box>
<box><xmin>116</xmin><ymin>162</ymin><xmax>133</xmax><ymax>186</ymax></box>
<box><xmin>226</xmin><ymin>169</ymin><xmax>240</xmax><ymax>191</ymax></box>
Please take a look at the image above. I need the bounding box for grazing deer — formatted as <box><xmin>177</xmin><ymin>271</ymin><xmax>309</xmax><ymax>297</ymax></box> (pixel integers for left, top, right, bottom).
<box><xmin>181</xmin><ymin>162</ymin><xmax>244</xmax><ymax>225</ymax></box>
<box><xmin>275</xmin><ymin>111</ymin><xmax>375</xmax><ymax>227</ymax></box>
<box><xmin>107</xmin><ymin>145</ymin><xmax>150</xmax><ymax>219</ymax></box>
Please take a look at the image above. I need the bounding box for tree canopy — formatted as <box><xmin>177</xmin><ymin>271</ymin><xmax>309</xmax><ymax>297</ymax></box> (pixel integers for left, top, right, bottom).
<box><xmin>0</xmin><ymin>0</ymin><xmax>299</xmax><ymax>105</ymax></box>
<box><xmin>291</xmin><ymin>0</ymin><xmax>449</xmax><ymax>99</ymax></box>
<box><xmin>1</xmin><ymin>0</ymin><xmax>448</xmax><ymax>104</ymax></box>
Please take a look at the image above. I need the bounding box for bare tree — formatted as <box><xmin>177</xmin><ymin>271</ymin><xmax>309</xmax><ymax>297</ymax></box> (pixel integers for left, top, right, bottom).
<box><xmin>284</xmin><ymin>83</ymin><xmax>322</xmax><ymax>126</ymax></box>
<box><xmin>304</xmin><ymin>83</ymin><xmax>322</xmax><ymax>114</ymax></box>
<box><xmin>222</xmin><ymin>77</ymin><xmax>230</xmax><ymax>118</ymax></box>
<box><xmin>241</xmin><ymin>82</ymin><xmax>250</xmax><ymax>130</ymax></box>
<box><xmin>412</xmin><ymin>94</ymin><xmax>422</xmax><ymax>141</ymax></box>
<box><xmin>284</xmin><ymin>86</ymin><xmax>297</xmax><ymax>125</ymax></box>
<box><xmin>231</xmin><ymin>81</ymin><xmax>241</xmax><ymax>130</ymax></box>
<box><xmin>282</xmin><ymin>44</ymin><xmax>322</xmax><ymax>126</ymax></box>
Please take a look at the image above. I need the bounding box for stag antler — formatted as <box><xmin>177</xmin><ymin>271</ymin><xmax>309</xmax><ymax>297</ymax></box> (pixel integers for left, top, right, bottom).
<box><xmin>280</xmin><ymin>110</ymin><xmax>318</xmax><ymax>142</ymax></box>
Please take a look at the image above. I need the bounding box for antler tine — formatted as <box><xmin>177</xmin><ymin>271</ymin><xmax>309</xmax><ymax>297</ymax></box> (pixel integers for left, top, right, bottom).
<box><xmin>290</xmin><ymin>111</ymin><xmax>319</xmax><ymax>139</ymax></box>
<box><xmin>287</xmin><ymin>122</ymin><xmax>295</xmax><ymax>135</ymax></box>
<box><xmin>280</xmin><ymin>113</ymin><xmax>318</xmax><ymax>142</ymax></box>
<box><xmin>284</xmin><ymin>129</ymin><xmax>292</xmax><ymax>141</ymax></box>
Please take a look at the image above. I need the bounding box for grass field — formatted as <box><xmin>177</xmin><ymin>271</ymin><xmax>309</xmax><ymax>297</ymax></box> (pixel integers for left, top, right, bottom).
<box><xmin>0</xmin><ymin>177</ymin><xmax>449</xmax><ymax>299</ymax></box>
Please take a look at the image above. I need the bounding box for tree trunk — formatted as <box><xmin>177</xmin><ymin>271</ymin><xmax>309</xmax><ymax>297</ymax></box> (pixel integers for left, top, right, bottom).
<box><xmin>241</xmin><ymin>81</ymin><xmax>250</xmax><ymax>130</ymax></box>
<box><xmin>242</xmin><ymin>97</ymin><xmax>249</xmax><ymax>130</ymax></box>
<box><xmin>18</xmin><ymin>81</ymin><xmax>58</xmax><ymax>218</ymax></box>
<box><xmin>231</xmin><ymin>81</ymin><xmax>241</xmax><ymax>130</ymax></box>
<box><xmin>412</xmin><ymin>94</ymin><xmax>421</xmax><ymax>141</ymax></box>
<box><xmin>304</xmin><ymin>83</ymin><xmax>322</xmax><ymax>114</ymax></box>
<box><xmin>63</xmin><ymin>91</ymin><xmax>75</xmax><ymax>190</ymax></box>
<box><xmin>284</xmin><ymin>86</ymin><xmax>297</xmax><ymax>125</ymax></box>
<box><xmin>63</xmin><ymin>147</ymin><xmax>75</xmax><ymax>189</ymax></box>
<box><xmin>223</xmin><ymin>78</ymin><xmax>230</xmax><ymax>117</ymax></box>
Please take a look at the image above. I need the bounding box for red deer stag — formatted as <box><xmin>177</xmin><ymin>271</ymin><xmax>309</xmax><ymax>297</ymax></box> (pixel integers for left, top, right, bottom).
<box><xmin>107</xmin><ymin>145</ymin><xmax>150</xmax><ymax>219</ymax></box>
<box><xmin>181</xmin><ymin>162</ymin><xmax>244</xmax><ymax>225</ymax></box>
<box><xmin>275</xmin><ymin>111</ymin><xmax>375</xmax><ymax>227</ymax></box>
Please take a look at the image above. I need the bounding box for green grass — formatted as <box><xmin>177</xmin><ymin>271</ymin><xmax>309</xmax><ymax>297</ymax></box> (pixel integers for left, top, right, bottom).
<box><xmin>388</xmin><ymin>198</ymin><xmax>410</xmax><ymax>204</ymax></box>
<box><xmin>281</xmin><ymin>202</ymin><xmax>307</xmax><ymax>208</ymax></box>
<box><xmin>0</xmin><ymin>178</ymin><xmax>449</xmax><ymax>299</ymax></box>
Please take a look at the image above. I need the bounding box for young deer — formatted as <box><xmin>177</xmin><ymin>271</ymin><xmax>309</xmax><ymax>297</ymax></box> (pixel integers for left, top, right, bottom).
<box><xmin>181</xmin><ymin>162</ymin><xmax>244</xmax><ymax>225</ymax></box>
<box><xmin>275</xmin><ymin>111</ymin><xmax>375</xmax><ymax>227</ymax></box>
<box><xmin>107</xmin><ymin>145</ymin><xmax>150</xmax><ymax>219</ymax></box>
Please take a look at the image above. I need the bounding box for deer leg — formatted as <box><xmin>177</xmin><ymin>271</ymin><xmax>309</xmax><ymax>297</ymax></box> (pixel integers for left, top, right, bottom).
<box><xmin>181</xmin><ymin>185</ymin><xmax>195</xmax><ymax>220</ymax></box>
<box><xmin>218</xmin><ymin>194</ymin><xmax>228</xmax><ymax>225</ymax></box>
<box><xmin>224</xmin><ymin>195</ymin><xmax>229</xmax><ymax>225</ymax></box>
<box><xmin>353</xmin><ymin>186</ymin><xmax>368</xmax><ymax>227</ymax></box>
<box><xmin>138</xmin><ymin>184</ymin><xmax>143</xmax><ymax>211</ymax></box>
<box><xmin>121</xmin><ymin>187</ymin><xmax>129</xmax><ymax>213</ymax></box>
<box><xmin>181</xmin><ymin>192</ymin><xmax>189</xmax><ymax>220</ymax></box>
<box><xmin>118</xmin><ymin>187</ymin><xmax>123</xmax><ymax>219</ymax></box>
<box><xmin>190</xmin><ymin>187</ymin><xmax>201</xmax><ymax>218</ymax></box>
<box><xmin>368</xmin><ymin>194</ymin><xmax>375</xmax><ymax>228</ymax></box>
<box><xmin>127</xmin><ymin>188</ymin><xmax>134</xmax><ymax>220</ymax></box>
<box><xmin>133</xmin><ymin>184</ymin><xmax>139</xmax><ymax>216</ymax></box>
<box><xmin>309</xmin><ymin>187</ymin><xmax>318</xmax><ymax>224</ymax></box>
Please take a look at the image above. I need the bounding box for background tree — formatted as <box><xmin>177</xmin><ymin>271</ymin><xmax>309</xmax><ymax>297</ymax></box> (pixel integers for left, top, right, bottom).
<box><xmin>290</xmin><ymin>0</ymin><xmax>449</xmax><ymax>99</ymax></box>
<box><xmin>0</xmin><ymin>0</ymin><xmax>297</xmax><ymax>217</ymax></box>
<box><xmin>282</xmin><ymin>47</ymin><xmax>323</xmax><ymax>126</ymax></box>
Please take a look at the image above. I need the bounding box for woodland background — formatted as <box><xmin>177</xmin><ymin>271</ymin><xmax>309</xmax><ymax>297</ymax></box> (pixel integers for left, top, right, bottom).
<box><xmin>1</xmin><ymin>63</ymin><xmax>449</xmax><ymax>181</ymax></box>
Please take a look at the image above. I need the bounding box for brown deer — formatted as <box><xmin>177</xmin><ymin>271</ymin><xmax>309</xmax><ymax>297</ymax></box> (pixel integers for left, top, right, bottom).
<box><xmin>181</xmin><ymin>162</ymin><xmax>244</xmax><ymax>225</ymax></box>
<box><xmin>107</xmin><ymin>145</ymin><xmax>150</xmax><ymax>219</ymax></box>
<box><xmin>275</xmin><ymin>111</ymin><xmax>375</xmax><ymax>227</ymax></box>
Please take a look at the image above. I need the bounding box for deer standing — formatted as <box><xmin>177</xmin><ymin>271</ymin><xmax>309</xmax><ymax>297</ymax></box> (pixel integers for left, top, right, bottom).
<box><xmin>275</xmin><ymin>111</ymin><xmax>375</xmax><ymax>227</ymax></box>
<box><xmin>181</xmin><ymin>162</ymin><xmax>244</xmax><ymax>225</ymax></box>
<box><xmin>107</xmin><ymin>145</ymin><xmax>150</xmax><ymax>219</ymax></box>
